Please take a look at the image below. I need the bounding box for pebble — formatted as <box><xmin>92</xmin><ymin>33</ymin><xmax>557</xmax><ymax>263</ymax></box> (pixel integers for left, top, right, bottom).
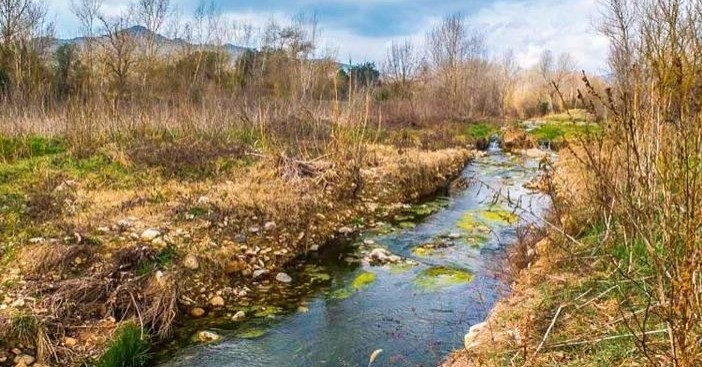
<box><xmin>209</xmin><ymin>296</ymin><xmax>225</xmax><ymax>307</ymax></box>
<box><xmin>140</xmin><ymin>229</ymin><xmax>161</xmax><ymax>242</ymax></box>
<box><xmin>64</xmin><ymin>337</ymin><xmax>78</xmax><ymax>348</ymax></box>
<box><xmin>183</xmin><ymin>254</ymin><xmax>200</xmax><ymax>270</ymax></box>
<box><xmin>196</xmin><ymin>331</ymin><xmax>221</xmax><ymax>343</ymax></box>
<box><xmin>448</xmin><ymin>232</ymin><xmax>462</xmax><ymax>239</ymax></box>
<box><xmin>231</xmin><ymin>311</ymin><xmax>246</xmax><ymax>321</ymax></box>
<box><xmin>309</xmin><ymin>244</ymin><xmax>319</xmax><ymax>252</ymax></box>
<box><xmin>252</xmin><ymin>269</ymin><xmax>268</xmax><ymax>279</ymax></box>
<box><xmin>275</xmin><ymin>272</ymin><xmax>292</xmax><ymax>283</ymax></box>
<box><xmin>190</xmin><ymin>307</ymin><xmax>206</xmax><ymax>318</ymax></box>
<box><xmin>264</xmin><ymin>221</ymin><xmax>277</xmax><ymax>231</ymax></box>
<box><xmin>338</xmin><ymin>226</ymin><xmax>354</xmax><ymax>235</ymax></box>
<box><xmin>13</xmin><ymin>354</ymin><xmax>34</xmax><ymax>365</ymax></box>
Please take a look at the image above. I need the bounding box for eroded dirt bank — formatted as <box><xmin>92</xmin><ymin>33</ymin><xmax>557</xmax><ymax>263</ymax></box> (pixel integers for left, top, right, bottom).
<box><xmin>0</xmin><ymin>144</ymin><xmax>471</xmax><ymax>366</ymax></box>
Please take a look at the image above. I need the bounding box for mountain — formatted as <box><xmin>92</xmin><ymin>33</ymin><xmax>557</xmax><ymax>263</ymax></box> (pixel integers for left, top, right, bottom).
<box><xmin>52</xmin><ymin>25</ymin><xmax>249</xmax><ymax>60</ymax></box>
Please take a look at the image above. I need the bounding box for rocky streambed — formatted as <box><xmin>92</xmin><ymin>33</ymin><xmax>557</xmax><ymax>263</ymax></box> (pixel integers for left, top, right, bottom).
<box><xmin>156</xmin><ymin>148</ymin><xmax>553</xmax><ymax>367</ymax></box>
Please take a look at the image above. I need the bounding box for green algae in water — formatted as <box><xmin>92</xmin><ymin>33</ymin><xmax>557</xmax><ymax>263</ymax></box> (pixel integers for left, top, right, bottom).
<box><xmin>328</xmin><ymin>272</ymin><xmax>377</xmax><ymax>300</ymax></box>
<box><xmin>458</xmin><ymin>213</ymin><xmax>480</xmax><ymax>231</ymax></box>
<box><xmin>235</xmin><ymin>327</ymin><xmax>267</xmax><ymax>339</ymax></box>
<box><xmin>252</xmin><ymin>306</ymin><xmax>282</xmax><ymax>318</ymax></box>
<box><xmin>412</xmin><ymin>246</ymin><xmax>434</xmax><ymax>257</ymax></box>
<box><xmin>414</xmin><ymin>266</ymin><xmax>474</xmax><ymax>291</ymax></box>
<box><xmin>398</xmin><ymin>221</ymin><xmax>416</xmax><ymax>229</ymax></box>
<box><xmin>387</xmin><ymin>262</ymin><xmax>417</xmax><ymax>274</ymax></box>
<box><xmin>352</xmin><ymin>272</ymin><xmax>377</xmax><ymax>290</ymax></box>
<box><xmin>329</xmin><ymin>288</ymin><xmax>353</xmax><ymax>300</ymax></box>
<box><xmin>465</xmin><ymin>234</ymin><xmax>491</xmax><ymax>248</ymax></box>
<box><xmin>480</xmin><ymin>208</ymin><xmax>518</xmax><ymax>224</ymax></box>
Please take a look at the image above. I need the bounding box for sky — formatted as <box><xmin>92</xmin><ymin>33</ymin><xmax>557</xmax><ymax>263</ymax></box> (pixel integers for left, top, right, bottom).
<box><xmin>46</xmin><ymin>0</ymin><xmax>610</xmax><ymax>73</ymax></box>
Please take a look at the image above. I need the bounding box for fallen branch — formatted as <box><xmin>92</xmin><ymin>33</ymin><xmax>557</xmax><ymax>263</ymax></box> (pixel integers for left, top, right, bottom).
<box><xmin>534</xmin><ymin>304</ymin><xmax>565</xmax><ymax>355</ymax></box>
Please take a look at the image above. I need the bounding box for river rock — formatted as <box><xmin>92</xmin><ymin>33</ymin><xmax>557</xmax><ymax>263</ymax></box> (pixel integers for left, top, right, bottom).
<box><xmin>338</xmin><ymin>226</ymin><xmax>354</xmax><ymax>235</ymax></box>
<box><xmin>309</xmin><ymin>244</ymin><xmax>319</xmax><ymax>252</ymax></box>
<box><xmin>183</xmin><ymin>254</ymin><xmax>199</xmax><ymax>270</ymax></box>
<box><xmin>190</xmin><ymin>307</ymin><xmax>206</xmax><ymax>317</ymax></box>
<box><xmin>464</xmin><ymin>321</ymin><xmax>488</xmax><ymax>350</ymax></box>
<box><xmin>367</xmin><ymin>248</ymin><xmax>401</xmax><ymax>265</ymax></box>
<box><xmin>209</xmin><ymin>296</ymin><xmax>225</xmax><ymax>307</ymax></box>
<box><xmin>196</xmin><ymin>331</ymin><xmax>221</xmax><ymax>343</ymax></box>
<box><xmin>140</xmin><ymin>229</ymin><xmax>161</xmax><ymax>242</ymax></box>
<box><xmin>447</xmin><ymin>232</ymin><xmax>461</xmax><ymax>239</ymax></box>
<box><xmin>275</xmin><ymin>272</ymin><xmax>292</xmax><ymax>283</ymax></box>
<box><xmin>264</xmin><ymin>221</ymin><xmax>277</xmax><ymax>231</ymax></box>
<box><xmin>232</xmin><ymin>311</ymin><xmax>246</xmax><ymax>321</ymax></box>
<box><xmin>252</xmin><ymin>269</ymin><xmax>268</xmax><ymax>279</ymax></box>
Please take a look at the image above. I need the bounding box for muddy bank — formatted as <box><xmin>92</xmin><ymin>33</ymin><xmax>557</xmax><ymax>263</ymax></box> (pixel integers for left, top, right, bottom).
<box><xmin>0</xmin><ymin>145</ymin><xmax>471</xmax><ymax>366</ymax></box>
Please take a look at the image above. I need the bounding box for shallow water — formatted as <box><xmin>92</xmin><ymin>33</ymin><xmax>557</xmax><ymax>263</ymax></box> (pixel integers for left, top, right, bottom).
<box><xmin>161</xmin><ymin>150</ymin><xmax>552</xmax><ymax>367</ymax></box>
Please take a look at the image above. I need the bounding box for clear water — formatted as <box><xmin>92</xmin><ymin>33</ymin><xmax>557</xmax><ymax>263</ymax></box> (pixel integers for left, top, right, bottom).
<box><xmin>160</xmin><ymin>150</ymin><xmax>551</xmax><ymax>367</ymax></box>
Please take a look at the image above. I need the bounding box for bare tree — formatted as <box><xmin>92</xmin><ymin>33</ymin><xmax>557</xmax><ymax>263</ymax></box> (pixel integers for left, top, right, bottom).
<box><xmin>99</xmin><ymin>12</ymin><xmax>138</xmax><ymax>109</ymax></box>
<box><xmin>0</xmin><ymin>0</ymin><xmax>50</xmax><ymax>98</ymax></box>
<box><xmin>426</xmin><ymin>13</ymin><xmax>486</xmax><ymax>118</ymax></box>
<box><xmin>132</xmin><ymin>0</ymin><xmax>170</xmax><ymax>59</ymax></box>
<box><xmin>384</xmin><ymin>39</ymin><xmax>419</xmax><ymax>100</ymax></box>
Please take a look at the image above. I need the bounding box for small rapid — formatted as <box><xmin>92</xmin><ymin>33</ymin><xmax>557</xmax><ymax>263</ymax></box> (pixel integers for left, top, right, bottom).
<box><xmin>161</xmin><ymin>149</ymin><xmax>552</xmax><ymax>367</ymax></box>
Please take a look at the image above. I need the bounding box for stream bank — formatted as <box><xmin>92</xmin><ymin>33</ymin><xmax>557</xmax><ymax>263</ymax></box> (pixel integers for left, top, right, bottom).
<box><xmin>158</xmin><ymin>148</ymin><xmax>553</xmax><ymax>367</ymax></box>
<box><xmin>0</xmin><ymin>145</ymin><xmax>471</xmax><ymax>366</ymax></box>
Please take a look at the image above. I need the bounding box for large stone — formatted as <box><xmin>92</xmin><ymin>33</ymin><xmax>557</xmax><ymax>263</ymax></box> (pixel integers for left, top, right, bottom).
<box><xmin>275</xmin><ymin>272</ymin><xmax>292</xmax><ymax>283</ymax></box>
<box><xmin>232</xmin><ymin>311</ymin><xmax>246</xmax><ymax>321</ymax></box>
<box><xmin>464</xmin><ymin>321</ymin><xmax>488</xmax><ymax>350</ymax></box>
<box><xmin>196</xmin><ymin>330</ymin><xmax>221</xmax><ymax>343</ymax></box>
<box><xmin>140</xmin><ymin>229</ymin><xmax>161</xmax><ymax>242</ymax></box>
<box><xmin>183</xmin><ymin>254</ymin><xmax>199</xmax><ymax>270</ymax></box>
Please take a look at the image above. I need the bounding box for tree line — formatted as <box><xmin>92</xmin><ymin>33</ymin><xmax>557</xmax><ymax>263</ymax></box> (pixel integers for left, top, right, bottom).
<box><xmin>0</xmin><ymin>0</ymin><xmax>593</xmax><ymax>132</ymax></box>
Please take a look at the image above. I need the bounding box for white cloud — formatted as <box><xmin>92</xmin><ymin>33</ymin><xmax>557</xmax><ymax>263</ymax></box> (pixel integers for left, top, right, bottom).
<box><xmin>46</xmin><ymin>0</ymin><xmax>610</xmax><ymax>72</ymax></box>
<box><xmin>469</xmin><ymin>0</ymin><xmax>609</xmax><ymax>72</ymax></box>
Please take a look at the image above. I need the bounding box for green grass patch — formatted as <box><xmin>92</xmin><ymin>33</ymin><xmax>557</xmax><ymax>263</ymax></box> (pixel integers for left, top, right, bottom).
<box><xmin>465</xmin><ymin>123</ymin><xmax>499</xmax><ymax>140</ymax></box>
<box><xmin>0</xmin><ymin>135</ymin><xmax>67</xmax><ymax>162</ymax></box>
<box><xmin>529</xmin><ymin>122</ymin><xmax>601</xmax><ymax>142</ymax></box>
<box><xmin>97</xmin><ymin>323</ymin><xmax>151</xmax><ymax>367</ymax></box>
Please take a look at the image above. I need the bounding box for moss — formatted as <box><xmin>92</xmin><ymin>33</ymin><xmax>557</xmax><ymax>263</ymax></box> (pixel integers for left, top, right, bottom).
<box><xmin>96</xmin><ymin>323</ymin><xmax>151</xmax><ymax>367</ymax></box>
<box><xmin>414</xmin><ymin>266</ymin><xmax>473</xmax><ymax>291</ymax></box>
<box><xmin>351</xmin><ymin>272</ymin><xmax>377</xmax><ymax>290</ymax></box>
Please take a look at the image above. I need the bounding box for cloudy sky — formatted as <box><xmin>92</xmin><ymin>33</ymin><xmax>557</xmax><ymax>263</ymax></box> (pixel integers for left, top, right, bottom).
<box><xmin>46</xmin><ymin>0</ymin><xmax>610</xmax><ymax>73</ymax></box>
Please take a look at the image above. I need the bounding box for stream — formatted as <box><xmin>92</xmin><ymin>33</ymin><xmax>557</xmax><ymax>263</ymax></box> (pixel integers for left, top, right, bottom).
<box><xmin>160</xmin><ymin>148</ymin><xmax>552</xmax><ymax>367</ymax></box>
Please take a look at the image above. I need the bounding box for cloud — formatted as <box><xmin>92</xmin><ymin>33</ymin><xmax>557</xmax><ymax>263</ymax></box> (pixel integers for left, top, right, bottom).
<box><xmin>45</xmin><ymin>0</ymin><xmax>610</xmax><ymax>72</ymax></box>
<box><xmin>470</xmin><ymin>0</ymin><xmax>609</xmax><ymax>72</ymax></box>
